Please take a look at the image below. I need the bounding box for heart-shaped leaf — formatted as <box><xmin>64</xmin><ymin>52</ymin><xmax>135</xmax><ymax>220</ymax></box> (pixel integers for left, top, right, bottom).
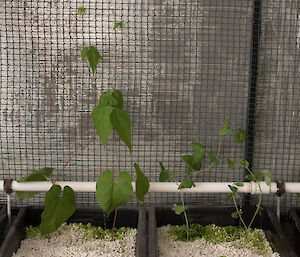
<box><xmin>17</xmin><ymin>167</ymin><xmax>53</xmax><ymax>201</ymax></box>
<box><xmin>92</xmin><ymin>105</ymin><xmax>113</xmax><ymax>148</ymax></box>
<box><xmin>159</xmin><ymin>162</ymin><xmax>174</xmax><ymax>182</ymax></box>
<box><xmin>99</xmin><ymin>90</ymin><xmax>123</xmax><ymax>109</ymax></box>
<box><xmin>239</xmin><ymin>158</ymin><xmax>249</xmax><ymax>169</ymax></box>
<box><xmin>134</xmin><ymin>163</ymin><xmax>149</xmax><ymax>203</ymax></box>
<box><xmin>40</xmin><ymin>185</ymin><xmax>76</xmax><ymax>235</ymax></box>
<box><xmin>178</xmin><ymin>178</ymin><xmax>195</xmax><ymax>189</ymax></box>
<box><xmin>234</xmin><ymin>128</ymin><xmax>246</xmax><ymax>143</ymax></box>
<box><xmin>110</xmin><ymin>108</ymin><xmax>131</xmax><ymax>152</ymax></box>
<box><xmin>81</xmin><ymin>46</ymin><xmax>102</xmax><ymax>76</ymax></box>
<box><xmin>96</xmin><ymin>170</ymin><xmax>133</xmax><ymax>215</ymax></box>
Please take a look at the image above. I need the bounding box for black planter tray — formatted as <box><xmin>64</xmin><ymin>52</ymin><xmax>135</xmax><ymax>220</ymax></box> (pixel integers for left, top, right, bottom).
<box><xmin>283</xmin><ymin>208</ymin><xmax>300</xmax><ymax>256</ymax></box>
<box><xmin>0</xmin><ymin>206</ymin><xmax>148</xmax><ymax>257</ymax></box>
<box><xmin>0</xmin><ymin>206</ymin><xmax>19</xmax><ymax>247</ymax></box>
<box><xmin>148</xmin><ymin>206</ymin><xmax>297</xmax><ymax>257</ymax></box>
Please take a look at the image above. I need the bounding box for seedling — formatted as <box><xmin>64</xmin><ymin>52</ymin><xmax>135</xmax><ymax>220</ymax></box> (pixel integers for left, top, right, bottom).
<box><xmin>159</xmin><ymin>116</ymin><xmax>237</xmax><ymax>240</ymax></box>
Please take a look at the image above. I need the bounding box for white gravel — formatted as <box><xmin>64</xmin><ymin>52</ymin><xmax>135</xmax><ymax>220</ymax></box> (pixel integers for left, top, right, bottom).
<box><xmin>13</xmin><ymin>224</ymin><xmax>137</xmax><ymax>257</ymax></box>
<box><xmin>158</xmin><ymin>225</ymin><xmax>280</xmax><ymax>257</ymax></box>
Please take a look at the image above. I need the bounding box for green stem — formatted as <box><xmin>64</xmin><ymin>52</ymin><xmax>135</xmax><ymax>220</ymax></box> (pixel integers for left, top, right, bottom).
<box><xmin>180</xmin><ymin>190</ymin><xmax>189</xmax><ymax>240</ymax></box>
<box><xmin>247</xmin><ymin>183</ymin><xmax>262</xmax><ymax>230</ymax></box>
<box><xmin>198</xmin><ymin>136</ymin><xmax>223</xmax><ymax>173</ymax></box>
<box><xmin>232</xmin><ymin>196</ymin><xmax>247</xmax><ymax>230</ymax></box>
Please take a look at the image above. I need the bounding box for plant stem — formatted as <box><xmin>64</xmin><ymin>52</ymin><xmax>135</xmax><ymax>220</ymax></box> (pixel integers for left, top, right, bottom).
<box><xmin>247</xmin><ymin>183</ymin><xmax>262</xmax><ymax>230</ymax></box>
<box><xmin>180</xmin><ymin>190</ymin><xmax>189</xmax><ymax>240</ymax></box>
<box><xmin>232</xmin><ymin>196</ymin><xmax>247</xmax><ymax>230</ymax></box>
<box><xmin>198</xmin><ymin>136</ymin><xmax>223</xmax><ymax>173</ymax></box>
<box><xmin>111</xmin><ymin>208</ymin><xmax>118</xmax><ymax>241</ymax></box>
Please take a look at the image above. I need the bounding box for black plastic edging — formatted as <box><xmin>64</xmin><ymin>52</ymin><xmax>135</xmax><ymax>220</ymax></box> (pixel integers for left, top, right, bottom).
<box><xmin>148</xmin><ymin>206</ymin><xmax>297</xmax><ymax>257</ymax></box>
<box><xmin>288</xmin><ymin>208</ymin><xmax>300</xmax><ymax>256</ymax></box>
<box><xmin>0</xmin><ymin>207</ymin><xmax>148</xmax><ymax>257</ymax></box>
<box><xmin>243</xmin><ymin>0</ymin><xmax>262</xmax><ymax>207</ymax></box>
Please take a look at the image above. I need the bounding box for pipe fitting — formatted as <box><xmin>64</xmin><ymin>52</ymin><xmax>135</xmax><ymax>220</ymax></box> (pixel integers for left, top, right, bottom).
<box><xmin>276</xmin><ymin>180</ymin><xmax>285</xmax><ymax>197</ymax></box>
<box><xmin>3</xmin><ymin>179</ymin><xmax>13</xmax><ymax>195</ymax></box>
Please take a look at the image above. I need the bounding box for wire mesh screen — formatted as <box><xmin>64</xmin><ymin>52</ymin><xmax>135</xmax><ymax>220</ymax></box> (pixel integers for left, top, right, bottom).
<box><xmin>0</xmin><ymin>0</ymin><xmax>298</xmax><ymax>210</ymax></box>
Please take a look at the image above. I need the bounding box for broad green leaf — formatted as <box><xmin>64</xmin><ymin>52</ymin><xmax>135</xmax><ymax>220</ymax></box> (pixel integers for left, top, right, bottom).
<box><xmin>246</xmin><ymin>173</ymin><xmax>262</xmax><ymax>183</ymax></box>
<box><xmin>172</xmin><ymin>204</ymin><xmax>187</xmax><ymax>215</ymax></box>
<box><xmin>227</xmin><ymin>158</ymin><xmax>235</xmax><ymax>171</ymax></box>
<box><xmin>77</xmin><ymin>7</ymin><xmax>86</xmax><ymax>15</ymax></box>
<box><xmin>182</xmin><ymin>155</ymin><xmax>193</xmax><ymax>165</ymax></box>
<box><xmin>134</xmin><ymin>163</ymin><xmax>149</xmax><ymax>203</ymax></box>
<box><xmin>40</xmin><ymin>185</ymin><xmax>76</xmax><ymax>235</ymax></box>
<box><xmin>191</xmin><ymin>142</ymin><xmax>204</xmax><ymax>152</ymax></box>
<box><xmin>113</xmin><ymin>22</ymin><xmax>124</xmax><ymax>30</ymax></box>
<box><xmin>81</xmin><ymin>46</ymin><xmax>102</xmax><ymax>76</ymax></box>
<box><xmin>262</xmin><ymin>169</ymin><xmax>271</xmax><ymax>186</ymax></box>
<box><xmin>218</xmin><ymin>127</ymin><xmax>233</xmax><ymax>136</ymax></box>
<box><xmin>99</xmin><ymin>90</ymin><xmax>123</xmax><ymax>109</ymax></box>
<box><xmin>207</xmin><ymin>152</ymin><xmax>219</xmax><ymax>164</ymax></box>
<box><xmin>234</xmin><ymin>128</ymin><xmax>246</xmax><ymax>143</ymax></box>
<box><xmin>192</xmin><ymin>151</ymin><xmax>204</xmax><ymax>170</ymax></box>
<box><xmin>239</xmin><ymin>159</ymin><xmax>249</xmax><ymax>169</ymax></box>
<box><xmin>92</xmin><ymin>105</ymin><xmax>113</xmax><ymax>148</ymax></box>
<box><xmin>110</xmin><ymin>108</ymin><xmax>131</xmax><ymax>152</ymax></box>
<box><xmin>17</xmin><ymin>167</ymin><xmax>53</xmax><ymax>201</ymax></box>
<box><xmin>159</xmin><ymin>170</ymin><xmax>174</xmax><ymax>182</ymax></box>
<box><xmin>96</xmin><ymin>170</ymin><xmax>133</xmax><ymax>215</ymax></box>
<box><xmin>178</xmin><ymin>178</ymin><xmax>195</xmax><ymax>189</ymax></box>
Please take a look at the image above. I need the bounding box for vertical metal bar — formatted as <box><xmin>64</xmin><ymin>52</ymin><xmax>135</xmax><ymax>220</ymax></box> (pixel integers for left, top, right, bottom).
<box><xmin>243</xmin><ymin>0</ymin><xmax>262</xmax><ymax>206</ymax></box>
<box><xmin>276</xmin><ymin>196</ymin><xmax>281</xmax><ymax>221</ymax></box>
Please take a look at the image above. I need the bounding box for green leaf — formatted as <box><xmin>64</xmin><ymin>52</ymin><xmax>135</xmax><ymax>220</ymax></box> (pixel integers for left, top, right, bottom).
<box><xmin>113</xmin><ymin>22</ymin><xmax>124</xmax><ymax>30</ymax></box>
<box><xmin>159</xmin><ymin>161</ymin><xmax>165</xmax><ymax>171</ymax></box>
<box><xmin>81</xmin><ymin>46</ymin><xmax>102</xmax><ymax>76</ymax></box>
<box><xmin>228</xmin><ymin>185</ymin><xmax>237</xmax><ymax>193</ymax></box>
<box><xmin>231</xmin><ymin>210</ymin><xmax>243</xmax><ymax>219</ymax></box>
<box><xmin>262</xmin><ymin>169</ymin><xmax>271</xmax><ymax>186</ymax></box>
<box><xmin>223</xmin><ymin>115</ymin><xmax>230</xmax><ymax>128</ymax></box>
<box><xmin>234</xmin><ymin>182</ymin><xmax>244</xmax><ymax>187</ymax></box>
<box><xmin>178</xmin><ymin>178</ymin><xmax>195</xmax><ymax>189</ymax></box>
<box><xmin>234</xmin><ymin>128</ymin><xmax>246</xmax><ymax>143</ymax></box>
<box><xmin>239</xmin><ymin>159</ymin><xmax>249</xmax><ymax>169</ymax></box>
<box><xmin>96</xmin><ymin>170</ymin><xmax>133</xmax><ymax>215</ymax></box>
<box><xmin>207</xmin><ymin>152</ymin><xmax>219</xmax><ymax>164</ymax></box>
<box><xmin>159</xmin><ymin>170</ymin><xmax>174</xmax><ymax>182</ymax></box>
<box><xmin>191</xmin><ymin>142</ymin><xmax>204</xmax><ymax>152</ymax></box>
<box><xmin>172</xmin><ymin>204</ymin><xmax>187</xmax><ymax>215</ymax></box>
<box><xmin>134</xmin><ymin>163</ymin><xmax>149</xmax><ymax>203</ymax></box>
<box><xmin>99</xmin><ymin>90</ymin><xmax>123</xmax><ymax>109</ymax></box>
<box><xmin>17</xmin><ymin>167</ymin><xmax>53</xmax><ymax>201</ymax></box>
<box><xmin>182</xmin><ymin>155</ymin><xmax>193</xmax><ymax>165</ymax></box>
<box><xmin>77</xmin><ymin>7</ymin><xmax>86</xmax><ymax>15</ymax></box>
<box><xmin>246</xmin><ymin>173</ymin><xmax>262</xmax><ymax>183</ymax></box>
<box><xmin>218</xmin><ymin>127</ymin><xmax>233</xmax><ymax>136</ymax></box>
<box><xmin>110</xmin><ymin>108</ymin><xmax>131</xmax><ymax>152</ymax></box>
<box><xmin>92</xmin><ymin>105</ymin><xmax>113</xmax><ymax>148</ymax></box>
<box><xmin>40</xmin><ymin>185</ymin><xmax>76</xmax><ymax>235</ymax></box>
<box><xmin>227</xmin><ymin>158</ymin><xmax>235</xmax><ymax>171</ymax></box>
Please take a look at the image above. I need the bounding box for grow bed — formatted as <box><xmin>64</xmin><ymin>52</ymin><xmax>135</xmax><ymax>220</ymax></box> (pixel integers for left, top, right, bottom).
<box><xmin>0</xmin><ymin>206</ymin><xmax>147</xmax><ymax>257</ymax></box>
<box><xmin>148</xmin><ymin>206</ymin><xmax>297</xmax><ymax>257</ymax></box>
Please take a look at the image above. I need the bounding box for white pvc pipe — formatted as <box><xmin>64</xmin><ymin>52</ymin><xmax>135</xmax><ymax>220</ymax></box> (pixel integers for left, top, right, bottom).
<box><xmin>1</xmin><ymin>180</ymin><xmax>300</xmax><ymax>194</ymax></box>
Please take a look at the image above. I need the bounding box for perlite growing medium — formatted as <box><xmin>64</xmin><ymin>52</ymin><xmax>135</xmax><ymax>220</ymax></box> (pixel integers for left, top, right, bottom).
<box><xmin>13</xmin><ymin>223</ymin><xmax>137</xmax><ymax>257</ymax></box>
<box><xmin>158</xmin><ymin>225</ymin><xmax>280</xmax><ymax>257</ymax></box>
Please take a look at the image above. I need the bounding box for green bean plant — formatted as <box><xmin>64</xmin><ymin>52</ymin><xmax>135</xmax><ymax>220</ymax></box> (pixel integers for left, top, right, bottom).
<box><xmin>159</xmin><ymin>116</ymin><xmax>243</xmax><ymax>240</ymax></box>
<box><xmin>16</xmin><ymin>6</ymin><xmax>150</xmax><ymax>237</ymax></box>
<box><xmin>227</xmin><ymin>159</ymin><xmax>271</xmax><ymax>231</ymax></box>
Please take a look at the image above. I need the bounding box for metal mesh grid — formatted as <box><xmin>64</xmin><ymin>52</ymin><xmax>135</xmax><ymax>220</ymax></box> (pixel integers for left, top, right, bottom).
<box><xmin>0</xmin><ymin>0</ymin><xmax>298</xmax><ymax>210</ymax></box>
